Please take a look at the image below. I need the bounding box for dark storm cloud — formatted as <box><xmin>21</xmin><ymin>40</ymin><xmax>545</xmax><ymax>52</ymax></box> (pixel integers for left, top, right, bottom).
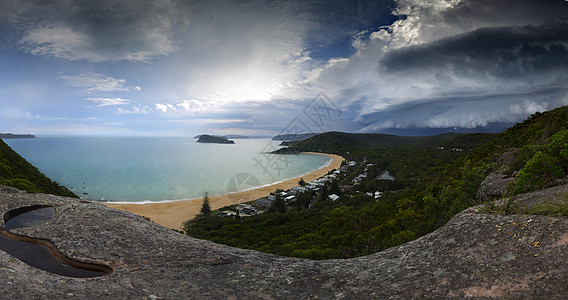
<box><xmin>0</xmin><ymin>0</ymin><xmax>395</xmax><ymax>63</ymax></box>
<box><xmin>343</xmin><ymin>0</ymin><xmax>568</xmax><ymax>134</ymax></box>
<box><xmin>379</xmin><ymin>20</ymin><xmax>568</xmax><ymax>81</ymax></box>
<box><xmin>443</xmin><ymin>0</ymin><xmax>568</xmax><ymax>28</ymax></box>
<box><xmin>1</xmin><ymin>0</ymin><xmax>191</xmax><ymax>62</ymax></box>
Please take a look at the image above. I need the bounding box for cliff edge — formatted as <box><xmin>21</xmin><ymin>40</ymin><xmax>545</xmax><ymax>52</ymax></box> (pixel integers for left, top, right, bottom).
<box><xmin>1</xmin><ymin>185</ymin><xmax>568</xmax><ymax>299</ymax></box>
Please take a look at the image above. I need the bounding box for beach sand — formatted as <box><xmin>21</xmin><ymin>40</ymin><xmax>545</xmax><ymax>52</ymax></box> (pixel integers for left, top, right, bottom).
<box><xmin>104</xmin><ymin>152</ymin><xmax>344</xmax><ymax>230</ymax></box>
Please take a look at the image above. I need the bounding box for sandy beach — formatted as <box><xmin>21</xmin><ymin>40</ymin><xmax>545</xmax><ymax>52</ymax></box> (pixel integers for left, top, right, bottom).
<box><xmin>104</xmin><ymin>152</ymin><xmax>344</xmax><ymax>230</ymax></box>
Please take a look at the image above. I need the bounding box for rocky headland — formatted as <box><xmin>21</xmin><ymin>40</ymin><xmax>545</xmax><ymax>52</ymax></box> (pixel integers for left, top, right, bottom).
<box><xmin>0</xmin><ymin>133</ymin><xmax>36</xmax><ymax>139</ymax></box>
<box><xmin>2</xmin><ymin>184</ymin><xmax>568</xmax><ymax>298</ymax></box>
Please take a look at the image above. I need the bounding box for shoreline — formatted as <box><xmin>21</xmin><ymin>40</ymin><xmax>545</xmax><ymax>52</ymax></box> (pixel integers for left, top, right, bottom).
<box><xmin>101</xmin><ymin>152</ymin><xmax>334</xmax><ymax>205</ymax></box>
<box><xmin>104</xmin><ymin>152</ymin><xmax>344</xmax><ymax>230</ymax></box>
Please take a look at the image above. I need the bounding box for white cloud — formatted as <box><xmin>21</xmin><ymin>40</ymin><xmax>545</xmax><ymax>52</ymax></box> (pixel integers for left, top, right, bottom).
<box><xmin>169</xmin><ymin>118</ymin><xmax>246</xmax><ymax>125</ymax></box>
<box><xmin>116</xmin><ymin>105</ymin><xmax>152</xmax><ymax>114</ymax></box>
<box><xmin>176</xmin><ymin>100</ymin><xmax>210</xmax><ymax>112</ymax></box>
<box><xmin>509</xmin><ymin>100</ymin><xmax>549</xmax><ymax>116</ymax></box>
<box><xmin>20</xmin><ymin>26</ymin><xmax>91</xmax><ymax>60</ymax></box>
<box><xmin>155</xmin><ymin>100</ymin><xmax>212</xmax><ymax>113</ymax></box>
<box><xmin>0</xmin><ymin>108</ymin><xmax>41</xmax><ymax>120</ymax></box>
<box><xmin>60</xmin><ymin>74</ymin><xmax>140</xmax><ymax>93</ymax></box>
<box><xmin>86</xmin><ymin>97</ymin><xmax>130</xmax><ymax>107</ymax></box>
<box><xmin>155</xmin><ymin>103</ymin><xmax>170</xmax><ymax>113</ymax></box>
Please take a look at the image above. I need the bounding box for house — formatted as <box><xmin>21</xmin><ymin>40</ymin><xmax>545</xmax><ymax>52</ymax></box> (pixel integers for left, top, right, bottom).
<box><xmin>217</xmin><ymin>210</ymin><xmax>237</xmax><ymax>217</ymax></box>
<box><xmin>352</xmin><ymin>173</ymin><xmax>368</xmax><ymax>184</ymax></box>
<box><xmin>308</xmin><ymin>181</ymin><xmax>322</xmax><ymax>188</ymax></box>
<box><xmin>348</xmin><ymin>161</ymin><xmax>357</xmax><ymax>167</ymax></box>
<box><xmin>237</xmin><ymin>203</ymin><xmax>253</xmax><ymax>210</ymax></box>
<box><xmin>236</xmin><ymin>204</ymin><xmax>258</xmax><ymax>215</ymax></box>
<box><xmin>256</xmin><ymin>198</ymin><xmax>274</xmax><ymax>208</ymax></box>
<box><xmin>306</xmin><ymin>185</ymin><xmax>320</xmax><ymax>192</ymax></box>
<box><xmin>328</xmin><ymin>194</ymin><xmax>340</xmax><ymax>201</ymax></box>
<box><xmin>378</xmin><ymin>170</ymin><xmax>395</xmax><ymax>181</ymax></box>
<box><xmin>374</xmin><ymin>191</ymin><xmax>383</xmax><ymax>199</ymax></box>
<box><xmin>324</xmin><ymin>174</ymin><xmax>337</xmax><ymax>180</ymax></box>
<box><xmin>290</xmin><ymin>186</ymin><xmax>306</xmax><ymax>195</ymax></box>
<box><xmin>284</xmin><ymin>195</ymin><xmax>296</xmax><ymax>202</ymax></box>
<box><xmin>267</xmin><ymin>195</ymin><xmax>276</xmax><ymax>201</ymax></box>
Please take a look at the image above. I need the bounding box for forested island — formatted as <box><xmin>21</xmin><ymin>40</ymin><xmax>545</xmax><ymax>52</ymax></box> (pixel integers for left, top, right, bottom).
<box><xmin>196</xmin><ymin>134</ymin><xmax>235</xmax><ymax>144</ymax></box>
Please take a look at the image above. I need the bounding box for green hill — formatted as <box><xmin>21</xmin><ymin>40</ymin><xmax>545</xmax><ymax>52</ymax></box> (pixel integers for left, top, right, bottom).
<box><xmin>278</xmin><ymin>131</ymin><xmax>493</xmax><ymax>157</ymax></box>
<box><xmin>185</xmin><ymin>106</ymin><xmax>568</xmax><ymax>260</ymax></box>
<box><xmin>0</xmin><ymin>139</ymin><xmax>77</xmax><ymax>197</ymax></box>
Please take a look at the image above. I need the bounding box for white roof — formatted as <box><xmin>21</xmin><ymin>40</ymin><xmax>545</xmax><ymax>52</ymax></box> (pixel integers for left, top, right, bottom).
<box><xmin>328</xmin><ymin>194</ymin><xmax>340</xmax><ymax>201</ymax></box>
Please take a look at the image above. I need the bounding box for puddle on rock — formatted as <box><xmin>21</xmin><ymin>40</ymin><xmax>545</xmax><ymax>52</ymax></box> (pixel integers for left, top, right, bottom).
<box><xmin>4</xmin><ymin>206</ymin><xmax>56</xmax><ymax>230</ymax></box>
<box><xmin>1</xmin><ymin>205</ymin><xmax>112</xmax><ymax>278</ymax></box>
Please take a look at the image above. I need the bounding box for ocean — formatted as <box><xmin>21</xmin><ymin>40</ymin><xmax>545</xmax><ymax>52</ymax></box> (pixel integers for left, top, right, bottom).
<box><xmin>5</xmin><ymin>137</ymin><xmax>330</xmax><ymax>203</ymax></box>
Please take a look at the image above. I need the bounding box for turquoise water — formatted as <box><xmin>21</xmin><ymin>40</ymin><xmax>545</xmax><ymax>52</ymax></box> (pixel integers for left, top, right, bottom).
<box><xmin>5</xmin><ymin>137</ymin><xmax>330</xmax><ymax>203</ymax></box>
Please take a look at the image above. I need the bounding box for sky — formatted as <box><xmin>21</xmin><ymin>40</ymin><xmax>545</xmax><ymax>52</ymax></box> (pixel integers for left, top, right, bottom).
<box><xmin>0</xmin><ymin>0</ymin><xmax>567</xmax><ymax>137</ymax></box>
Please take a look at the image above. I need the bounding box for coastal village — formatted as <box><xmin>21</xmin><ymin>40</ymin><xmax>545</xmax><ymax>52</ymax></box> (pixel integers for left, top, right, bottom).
<box><xmin>215</xmin><ymin>160</ymin><xmax>392</xmax><ymax>218</ymax></box>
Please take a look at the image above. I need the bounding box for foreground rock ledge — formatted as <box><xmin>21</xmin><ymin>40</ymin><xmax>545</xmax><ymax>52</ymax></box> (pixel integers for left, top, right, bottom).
<box><xmin>2</xmin><ymin>186</ymin><xmax>568</xmax><ymax>299</ymax></box>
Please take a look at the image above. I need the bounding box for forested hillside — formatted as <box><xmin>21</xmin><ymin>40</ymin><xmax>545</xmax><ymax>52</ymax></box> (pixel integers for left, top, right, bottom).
<box><xmin>0</xmin><ymin>139</ymin><xmax>77</xmax><ymax>197</ymax></box>
<box><xmin>185</xmin><ymin>105</ymin><xmax>568</xmax><ymax>259</ymax></box>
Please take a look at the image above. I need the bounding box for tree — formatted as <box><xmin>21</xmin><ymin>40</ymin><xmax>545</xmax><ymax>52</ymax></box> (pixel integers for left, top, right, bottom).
<box><xmin>298</xmin><ymin>177</ymin><xmax>306</xmax><ymax>187</ymax></box>
<box><xmin>269</xmin><ymin>192</ymin><xmax>287</xmax><ymax>213</ymax></box>
<box><xmin>295</xmin><ymin>192</ymin><xmax>311</xmax><ymax>210</ymax></box>
<box><xmin>319</xmin><ymin>185</ymin><xmax>329</xmax><ymax>201</ymax></box>
<box><xmin>200</xmin><ymin>192</ymin><xmax>212</xmax><ymax>216</ymax></box>
<box><xmin>329</xmin><ymin>180</ymin><xmax>342</xmax><ymax>196</ymax></box>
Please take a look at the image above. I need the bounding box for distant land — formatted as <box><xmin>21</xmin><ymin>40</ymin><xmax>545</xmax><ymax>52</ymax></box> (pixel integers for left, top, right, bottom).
<box><xmin>193</xmin><ymin>134</ymin><xmax>272</xmax><ymax>139</ymax></box>
<box><xmin>272</xmin><ymin>133</ymin><xmax>316</xmax><ymax>141</ymax></box>
<box><xmin>196</xmin><ymin>134</ymin><xmax>235</xmax><ymax>144</ymax></box>
<box><xmin>0</xmin><ymin>133</ymin><xmax>36</xmax><ymax>139</ymax></box>
<box><xmin>223</xmin><ymin>134</ymin><xmax>272</xmax><ymax>139</ymax></box>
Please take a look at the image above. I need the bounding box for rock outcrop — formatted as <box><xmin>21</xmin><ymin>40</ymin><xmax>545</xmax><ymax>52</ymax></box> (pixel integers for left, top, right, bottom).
<box><xmin>2</xmin><ymin>186</ymin><xmax>568</xmax><ymax>298</ymax></box>
<box><xmin>477</xmin><ymin>171</ymin><xmax>515</xmax><ymax>200</ymax></box>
